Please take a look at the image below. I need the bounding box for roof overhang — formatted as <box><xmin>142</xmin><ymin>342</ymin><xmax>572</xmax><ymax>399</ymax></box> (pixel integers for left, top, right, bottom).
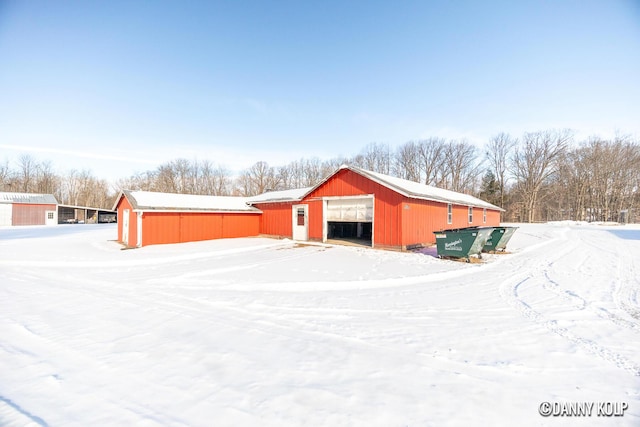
<box><xmin>112</xmin><ymin>190</ymin><xmax>262</xmax><ymax>213</ymax></box>
<box><xmin>299</xmin><ymin>165</ymin><xmax>505</xmax><ymax>211</ymax></box>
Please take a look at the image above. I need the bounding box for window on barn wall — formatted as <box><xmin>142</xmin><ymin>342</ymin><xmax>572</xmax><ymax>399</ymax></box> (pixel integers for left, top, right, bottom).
<box><xmin>447</xmin><ymin>203</ymin><xmax>452</xmax><ymax>224</ymax></box>
<box><xmin>468</xmin><ymin>206</ymin><xmax>473</xmax><ymax>223</ymax></box>
<box><xmin>483</xmin><ymin>208</ymin><xmax>487</xmax><ymax>223</ymax></box>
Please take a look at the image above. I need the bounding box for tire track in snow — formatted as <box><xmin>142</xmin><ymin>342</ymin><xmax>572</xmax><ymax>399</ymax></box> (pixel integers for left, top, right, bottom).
<box><xmin>498</xmin><ymin>227</ymin><xmax>640</xmax><ymax>377</ymax></box>
<box><xmin>610</xmin><ymin>235</ymin><xmax>640</xmax><ymax>322</ymax></box>
<box><xmin>541</xmin><ymin>268</ymin><xmax>640</xmax><ymax>333</ymax></box>
<box><xmin>0</xmin><ymin>322</ymin><xmax>193</xmax><ymax>427</ymax></box>
<box><xmin>148</xmin><ymin>244</ymin><xmax>329</xmax><ymax>284</ymax></box>
<box><xmin>0</xmin><ymin>240</ymin><xmax>295</xmax><ymax>269</ymax></box>
<box><xmin>502</xmin><ymin>275</ymin><xmax>640</xmax><ymax>377</ymax></box>
<box><xmin>37</xmin><ymin>271</ymin><xmax>475</xmax><ymax>374</ymax></box>
<box><xmin>577</xmin><ymin>228</ymin><xmax>640</xmax><ymax>325</ymax></box>
<box><xmin>103</xmin><ymin>288</ymin><xmax>502</xmax><ymax>381</ymax></box>
<box><xmin>0</xmin><ymin>395</ymin><xmax>48</xmax><ymax>427</ymax></box>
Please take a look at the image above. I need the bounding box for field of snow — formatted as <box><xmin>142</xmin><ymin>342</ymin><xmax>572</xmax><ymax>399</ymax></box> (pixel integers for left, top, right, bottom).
<box><xmin>1</xmin><ymin>222</ymin><xmax>639</xmax><ymax>426</ymax></box>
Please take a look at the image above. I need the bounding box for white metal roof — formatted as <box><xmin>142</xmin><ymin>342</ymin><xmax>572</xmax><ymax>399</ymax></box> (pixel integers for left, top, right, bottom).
<box><xmin>348</xmin><ymin>166</ymin><xmax>504</xmax><ymax>211</ymax></box>
<box><xmin>280</xmin><ymin>166</ymin><xmax>503</xmax><ymax>211</ymax></box>
<box><xmin>115</xmin><ymin>165</ymin><xmax>502</xmax><ymax>213</ymax></box>
<box><xmin>248</xmin><ymin>187</ymin><xmax>312</xmax><ymax>204</ymax></box>
<box><xmin>0</xmin><ymin>192</ymin><xmax>58</xmax><ymax>204</ymax></box>
<box><xmin>117</xmin><ymin>190</ymin><xmax>261</xmax><ymax>213</ymax></box>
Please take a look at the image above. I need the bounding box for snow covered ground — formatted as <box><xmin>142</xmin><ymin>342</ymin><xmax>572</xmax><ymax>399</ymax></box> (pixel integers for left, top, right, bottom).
<box><xmin>1</xmin><ymin>222</ymin><xmax>639</xmax><ymax>426</ymax></box>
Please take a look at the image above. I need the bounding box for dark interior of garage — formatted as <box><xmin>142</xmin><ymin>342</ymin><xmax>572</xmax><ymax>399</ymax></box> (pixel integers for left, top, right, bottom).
<box><xmin>327</xmin><ymin>221</ymin><xmax>372</xmax><ymax>246</ymax></box>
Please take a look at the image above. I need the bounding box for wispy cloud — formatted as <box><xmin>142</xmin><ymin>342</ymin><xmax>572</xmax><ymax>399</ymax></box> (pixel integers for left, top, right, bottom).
<box><xmin>0</xmin><ymin>144</ymin><xmax>159</xmax><ymax>165</ymax></box>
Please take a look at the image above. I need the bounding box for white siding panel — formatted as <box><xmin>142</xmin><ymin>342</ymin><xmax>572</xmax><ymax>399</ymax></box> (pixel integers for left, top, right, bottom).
<box><xmin>0</xmin><ymin>204</ymin><xmax>11</xmax><ymax>226</ymax></box>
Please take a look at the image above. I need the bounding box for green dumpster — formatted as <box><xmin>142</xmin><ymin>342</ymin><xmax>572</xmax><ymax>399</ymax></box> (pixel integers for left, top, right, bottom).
<box><xmin>483</xmin><ymin>226</ymin><xmax>518</xmax><ymax>253</ymax></box>
<box><xmin>433</xmin><ymin>226</ymin><xmax>494</xmax><ymax>261</ymax></box>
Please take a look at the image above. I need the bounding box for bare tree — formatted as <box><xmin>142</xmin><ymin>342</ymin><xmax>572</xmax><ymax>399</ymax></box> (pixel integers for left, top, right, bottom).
<box><xmin>174</xmin><ymin>159</ymin><xmax>194</xmax><ymax>193</ymax></box>
<box><xmin>553</xmin><ymin>148</ymin><xmax>589</xmax><ymax>221</ymax></box>
<box><xmin>441</xmin><ymin>140</ymin><xmax>483</xmax><ymax>193</ymax></box>
<box><xmin>276</xmin><ymin>163</ymin><xmax>294</xmax><ymax>190</ymax></box>
<box><xmin>581</xmin><ymin>136</ymin><xmax>640</xmax><ymax>222</ymax></box>
<box><xmin>59</xmin><ymin>170</ymin><xmax>77</xmax><ymax>205</ymax></box>
<box><xmin>17</xmin><ymin>154</ymin><xmax>38</xmax><ymax>192</ymax></box>
<box><xmin>55</xmin><ymin>169</ymin><xmax>112</xmax><ymax>208</ymax></box>
<box><xmin>511</xmin><ymin>129</ymin><xmax>572</xmax><ymax>222</ymax></box>
<box><xmin>321</xmin><ymin>156</ymin><xmax>346</xmax><ymax>179</ymax></box>
<box><xmin>393</xmin><ymin>141</ymin><xmax>421</xmax><ymax>182</ymax></box>
<box><xmin>211</xmin><ymin>165</ymin><xmax>232</xmax><ymax>196</ymax></box>
<box><xmin>236</xmin><ymin>161</ymin><xmax>280</xmax><ymax>195</ymax></box>
<box><xmin>115</xmin><ymin>171</ymin><xmax>157</xmax><ymax>192</ymax></box>
<box><xmin>234</xmin><ymin>171</ymin><xmax>252</xmax><ymax>196</ymax></box>
<box><xmin>75</xmin><ymin>170</ymin><xmax>94</xmax><ymax>206</ymax></box>
<box><xmin>351</xmin><ymin>142</ymin><xmax>391</xmax><ymax>174</ymax></box>
<box><xmin>0</xmin><ymin>158</ymin><xmax>13</xmax><ymax>191</ymax></box>
<box><xmin>303</xmin><ymin>157</ymin><xmax>323</xmax><ymax>187</ymax></box>
<box><xmin>278</xmin><ymin>159</ymin><xmax>306</xmax><ymax>189</ymax></box>
<box><xmin>155</xmin><ymin>163</ymin><xmax>179</xmax><ymax>193</ymax></box>
<box><xmin>35</xmin><ymin>161</ymin><xmax>59</xmax><ymax>194</ymax></box>
<box><xmin>485</xmin><ymin>133</ymin><xmax>516</xmax><ymax>208</ymax></box>
<box><xmin>416</xmin><ymin>138</ymin><xmax>446</xmax><ymax>186</ymax></box>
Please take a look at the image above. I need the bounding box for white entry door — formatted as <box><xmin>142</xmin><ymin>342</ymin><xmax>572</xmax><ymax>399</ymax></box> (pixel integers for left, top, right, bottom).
<box><xmin>292</xmin><ymin>204</ymin><xmax>308</xmax><ymax>241</ymax></box>
<box><xmin>122</xmin><ymin>209</ymin><xmax>129</xmax><ymax>245</ymax></box>
<box><xmin>45</xmin><ymin>210</ymin><xmax>56</xmax><ymax>226</ymax></box>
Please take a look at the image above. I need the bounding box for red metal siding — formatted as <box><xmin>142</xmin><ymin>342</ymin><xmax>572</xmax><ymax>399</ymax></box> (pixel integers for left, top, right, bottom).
<box><xmin>486</xmin><ymin>209</ymin><xmax>501</xmax><ymax>226</ymax></box>
<box><xmin>447</xmin><ymin>204</ymin><xmax>501</xmax><ymax>229</ymax></box>
<box><xmin>400</xmin><ymin>199</ymin><xmax>447</xmax><ymax>246</ymax></box>
<box><xmin>307</xmin><ymin>200</ymin><xmax>324</xmax><ymax>240</ymax></box>
<box><xmin>257</xmin><ymin>202</ymin><xmax>294</xmax><ymax>237</ymax></box>
<box><xmin>401</xmin><ymin>201</ymin><xmax>503</xmax><ymax>246</ymax></box>
<box><xmin>303</xmin><ymin>169</ymin><xmax>404</xmax><ymax>248</ymax></box>
<box><xmin>12</xmin><ymin>203</ymin><xmax>56</xmax><ymax>226</ymax></box>
<box><xmin>141</xmin><ymin>212</ymin><xmax>259</xmax><ymax>246</ymax></box>
<box><xmin>222</xmin><ymin>214</ymin><xmax>260</xmax><ymax>238</ymax></box>
<box><xmin>128</xmin><ymin>207</ymin><xmax>138</xmax><ymax>247</ymax></box>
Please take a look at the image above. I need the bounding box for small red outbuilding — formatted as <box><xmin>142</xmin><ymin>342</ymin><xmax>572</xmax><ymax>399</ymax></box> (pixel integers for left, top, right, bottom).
<box><xmin>113</xmin><ymin>190</ymin><xmax>261</xmax><ymax>248</ymax></box>
<box><xmin>251</xmin><ymin>165</ymin><xmax>503</xmax><ymax>251</ymax></box>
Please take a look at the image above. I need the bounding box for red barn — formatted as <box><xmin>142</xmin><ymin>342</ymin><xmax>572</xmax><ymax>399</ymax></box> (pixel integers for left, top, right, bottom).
<box><xmin>112</xmin><ymin>190</ymin><xmax>261</xmax><ymax>248</ymax></box>
<box><xmin>250</xmin><ymin>165</ymin><xmax>503</xmax><ymax>251</ymax></box>
<box><xmin>113</xmin><ymin>166</ymin><xmax>502</xmax><ymax>250</ymax></box>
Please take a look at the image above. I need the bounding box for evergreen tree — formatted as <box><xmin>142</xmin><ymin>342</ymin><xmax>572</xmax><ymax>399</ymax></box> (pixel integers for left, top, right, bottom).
<box><xmin>479</xmin><ymin>170</ymin><xmax>500</xmax><ymax>206</ymax></box>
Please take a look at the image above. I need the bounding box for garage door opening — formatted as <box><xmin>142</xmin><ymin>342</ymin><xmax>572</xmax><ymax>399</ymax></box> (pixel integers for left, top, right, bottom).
<box><xmin>324</xmin><ymin>196</ymin><xmax>373</xmax><ymax>248</ymax></box>
<box><xmin>327</xmin><ymin>221</ymin><xmax>372</xmax><ymax>247</ymax></box>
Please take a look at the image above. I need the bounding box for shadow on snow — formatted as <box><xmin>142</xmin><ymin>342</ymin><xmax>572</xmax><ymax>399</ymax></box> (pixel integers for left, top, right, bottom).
<box><xmin>608</xmin><ymin>229</ymin><xmax>640</xmax><ymax>241</ymax></box>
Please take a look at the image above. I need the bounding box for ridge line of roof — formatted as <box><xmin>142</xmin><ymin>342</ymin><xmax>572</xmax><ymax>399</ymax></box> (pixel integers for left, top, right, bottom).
<box><xmin>115</xmin><ymin>167</ymin><xmax>503</xmax><ymax>212</ymax></box>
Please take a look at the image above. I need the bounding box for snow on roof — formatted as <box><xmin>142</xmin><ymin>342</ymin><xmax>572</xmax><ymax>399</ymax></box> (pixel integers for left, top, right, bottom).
<box><xmin>0</xmin><ymin>192</ymin><xmax>58</xmax><ymax>205</ymax></box>
<box><xmin>120</xmin><ymin>190</ymin><xmax>261</xmax><ymax>213</ymax></box>
<box><xmin>246</xmin><ymin>166</ymin><xmax>502</xmax><ymax>210</ymax></box>
<box><xmin>248</xmin><ymin>187</ymin><xmax>312</xmax><ymax>204</ymax></box>
<box><xmin>343</xmin><ymin>166</ymin><xmax>504</xmax><ymax>211</ymax></box>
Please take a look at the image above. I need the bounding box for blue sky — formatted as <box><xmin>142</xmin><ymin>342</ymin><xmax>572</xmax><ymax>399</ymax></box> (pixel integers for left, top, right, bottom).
<box><xmin>1</xmin><ymin>0</ymin><xmax>639</xmax><ymax>182</ymax></box>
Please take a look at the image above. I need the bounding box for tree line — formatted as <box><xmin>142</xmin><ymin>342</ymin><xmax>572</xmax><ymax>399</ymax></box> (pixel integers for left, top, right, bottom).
<box><xmin>1</xmin><ymin>129</ymin><xmax>639</xmax><ymax>223</ymax></box>
<box><xmin>0</xmin><ymin>155</ymin><xmax>113</xmax><ymax>210</ymax></box>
